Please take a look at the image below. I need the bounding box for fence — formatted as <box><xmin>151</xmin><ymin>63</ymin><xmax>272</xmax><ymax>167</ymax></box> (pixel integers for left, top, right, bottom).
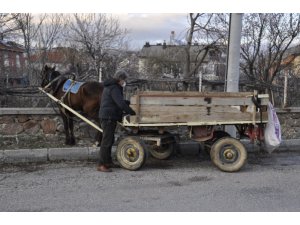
<box><xmin>1</xmin><ymin>78</ymin><xmax>299</xmax><ymax>108</ymax></box>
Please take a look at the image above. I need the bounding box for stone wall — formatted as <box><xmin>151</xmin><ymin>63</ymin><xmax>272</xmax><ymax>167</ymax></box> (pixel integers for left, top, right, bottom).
<box><xmin>276</xmin><ymin>108</ymin><xmax>300</xmax><ymax>139</ymax></box>
<box><xmin>0</xmin><ymin>108</ymin><xmax>99</xmax><ymax>150</ymax></box>
<box><xmin>1</xmin><ymin>107</ymin><xmax>300</xmax><ymax>150</ymax></box>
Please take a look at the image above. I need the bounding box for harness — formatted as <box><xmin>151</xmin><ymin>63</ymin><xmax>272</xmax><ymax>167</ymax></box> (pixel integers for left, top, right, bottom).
<box><xmin>42</xmin><ymin>73</ymin><xmax>77</xmax><ymax>118</ymax></box>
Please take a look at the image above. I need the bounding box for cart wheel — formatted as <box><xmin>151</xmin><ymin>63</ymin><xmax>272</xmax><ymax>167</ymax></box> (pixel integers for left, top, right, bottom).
<box><xmin>149</xmin><ymin>143</ymin><xmax>174</xmax><ymax>160</ymax></box>
<box><xmin>116</xmin><ymin>136</ymin><xmax>148</xmax><ymax>171</ymax></box>
<box><xmin>210</xmin><ymin>137</ymin><xmax>247</xmax><ymax>172</ymax></box>
<box><xmin>204</xmin><ymin>131</ymin><xmax>231</xmax><ymax>154</ymax></box>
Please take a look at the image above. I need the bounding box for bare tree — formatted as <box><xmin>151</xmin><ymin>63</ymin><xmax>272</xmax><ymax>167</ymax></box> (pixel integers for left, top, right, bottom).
<box><xmin>36</xmin><ymin>14</ymin><xmax>66</xmax><ymax>67</ymax></box>
<box><xmin>0</xmin><ymin>13</ymin><xmax>20</xmax><ymax>40</ymax></box>
<box><xmin>13</xmin><ymin>13</ymin><xmax>46</xmax><ymax>85</ymax></box>
<box><xmin>14</xmin><ymin>14</ymin><xmax>45</xmax><ymax>61</ymax></box>
<box><xmin>183</xmin><ymin>13</ymin><xmax>228</xmax><ymax>79</ymax></box>
<box><xmin>65</xmin><ymin>13</ymin><xmax>129</xmax><ymax>81</ymax></box>
<box><xmin>240</xmin><ymin>13</ymin><xmax>300</xmax><ymax>88</ymax></box>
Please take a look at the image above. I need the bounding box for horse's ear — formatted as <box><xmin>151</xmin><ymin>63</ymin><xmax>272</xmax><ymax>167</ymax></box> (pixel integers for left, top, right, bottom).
<box><xmin>45</xmin><ymin>65</ymin><xmax>48</xmax><ymax>70</ymax></box>
<box><xmin>53</xmin><ymin>65</ymin><xmax>56</xmax><ymax>71</ymax></box>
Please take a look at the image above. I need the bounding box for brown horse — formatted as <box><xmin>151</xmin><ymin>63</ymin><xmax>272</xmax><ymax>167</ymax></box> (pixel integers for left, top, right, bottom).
<box><xmin>41</xmin><ymin>65</ymin><xmax>103</xmax><ymax>145</ymax></box>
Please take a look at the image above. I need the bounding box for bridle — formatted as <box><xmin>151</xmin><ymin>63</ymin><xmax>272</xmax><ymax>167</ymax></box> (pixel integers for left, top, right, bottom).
<box><xmin>41</xmin><ymin>68</ymin><xmax>63</xmax><ymax>90</ymax></box>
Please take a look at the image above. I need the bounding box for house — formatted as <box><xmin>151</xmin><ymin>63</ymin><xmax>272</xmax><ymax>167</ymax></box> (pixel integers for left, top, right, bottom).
<box><xmin>0</xmin><ymin>40</ymin><xmax>28</xmax><ymax>87</ymax></box>
<box><xmin>272</xmin><ymin>45</ymin><xmax>300</xmax><ymax>107</ymax></box>
<box><xmin>138</xmin><ymin>42</ymin><xmax>226</xmax><ymax>81</ymax></box>
<box><xmin>30</xmin><ymin>47</ymin><xmax>79</xmax><ymax>73</ymax></box>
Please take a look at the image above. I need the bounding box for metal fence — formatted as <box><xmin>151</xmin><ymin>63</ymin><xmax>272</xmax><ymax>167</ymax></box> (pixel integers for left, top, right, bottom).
<box><xmin>1</xmin><ymin>77</ymin><xmax>300</xmax><ymax>108</ymax></box>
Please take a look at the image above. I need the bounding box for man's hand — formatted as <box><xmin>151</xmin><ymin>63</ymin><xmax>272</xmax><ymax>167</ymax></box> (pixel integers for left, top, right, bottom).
<box><xmin>125</xmin><ymin>100</ymin><xmax>130</xmax><ymax>106</ymax></box>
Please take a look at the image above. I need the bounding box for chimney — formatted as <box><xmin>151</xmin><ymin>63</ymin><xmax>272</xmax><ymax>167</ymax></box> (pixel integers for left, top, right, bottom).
<box><xmin>170</xmin><ymin>31</ymin><xmax>175</xmax><ymax>45</ymax></box>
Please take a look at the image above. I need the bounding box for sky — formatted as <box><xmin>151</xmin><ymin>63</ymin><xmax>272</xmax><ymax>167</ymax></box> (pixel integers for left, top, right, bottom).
<box><xmin>3</xmin><ymin>0</ymin><xmax>300</xmax><ymax>50</ymax></box>
<box><xmin>116</xmin><ymin>13</ymin><xmax>189</xmax><ymax>49</ymax></box>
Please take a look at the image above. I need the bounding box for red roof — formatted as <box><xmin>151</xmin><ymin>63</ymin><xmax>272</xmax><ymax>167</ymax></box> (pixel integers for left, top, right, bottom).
<box><xmin>30</xmin><ymin>47</ymin><xmax>75</xmax><ymax>64</ymax></box>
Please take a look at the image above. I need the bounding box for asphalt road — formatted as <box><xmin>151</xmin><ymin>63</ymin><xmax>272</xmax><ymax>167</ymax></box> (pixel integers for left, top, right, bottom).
<box><xmin>1</xmin><ymin>151</ymin><xmax>300</xmax><ymax>212</ymax></box>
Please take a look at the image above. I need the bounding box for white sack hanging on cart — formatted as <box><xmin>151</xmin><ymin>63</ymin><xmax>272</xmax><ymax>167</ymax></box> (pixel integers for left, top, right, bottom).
<box><xmin>264</xmin><ymin>102</ymin><xmax>282</xmax><ymax>153</ymax></box>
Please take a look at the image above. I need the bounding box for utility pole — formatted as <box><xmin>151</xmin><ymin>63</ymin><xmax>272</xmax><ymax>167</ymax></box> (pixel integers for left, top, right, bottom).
<box><xmin>283</xmin><ymin>69</ymin><xmax>289</xmax><ymax>108</ymax></box>
<box><xmin>99</xmin><ymin>61</ymin><xmax>102</xmax><ymax>82</ymax></box>
<box><xmin>225</xmin><ymin>13</ymin><xmax>243</xmax><ymax>137</ymax></box>
<box><xmin>199</xmin><ymin>71</ymin><xmax>202</xmax><ymax>92</ymax></box>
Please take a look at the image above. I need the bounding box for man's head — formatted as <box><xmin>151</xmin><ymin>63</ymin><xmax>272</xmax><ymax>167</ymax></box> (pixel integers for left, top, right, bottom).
<box><xmin>113</xmin><ymin>70</ymin><xmax>128</xmax><ymax>87</ymax></box>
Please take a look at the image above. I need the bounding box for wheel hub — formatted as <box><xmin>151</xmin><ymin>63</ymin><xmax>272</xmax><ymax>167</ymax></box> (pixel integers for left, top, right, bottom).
<box><xmin>224</xmin><ymin>149</ymin><xmax>235</xmax><ymax>159</ymax></box>
<box><xmin>126</xmin><ymin>147</ymin><xmax>138</xmax><ymax>161</ymax></box>
<box><xmin>220</xmin><ymin>146</ymin><xmax>238</xmax><ymax>163</ymax></box>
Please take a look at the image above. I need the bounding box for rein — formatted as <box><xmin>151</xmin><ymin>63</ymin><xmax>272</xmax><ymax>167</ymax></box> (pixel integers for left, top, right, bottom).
<box><xmin>43</xmin><ymin>74</ymin><xmax>64</xmax><ymax>90</ymax></box>
<box><xmin>43</xmin><ymin>73</ymin><xmax>76</xmax><ymax>90</ymax></box>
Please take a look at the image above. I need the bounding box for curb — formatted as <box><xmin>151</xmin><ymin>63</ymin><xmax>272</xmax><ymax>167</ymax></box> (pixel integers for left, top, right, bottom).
<box><xmin>0</xmin><ymin>139</ymin><xmax>300</xmax><ymax>165</ymax></box>
<box><xmin>0</xmin><ymin>147</ymin><xmax>101</xmax><ymax>165</ymax></box>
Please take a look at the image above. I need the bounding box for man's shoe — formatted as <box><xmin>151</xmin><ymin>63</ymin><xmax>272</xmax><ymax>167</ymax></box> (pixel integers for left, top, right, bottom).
<box><xmin>97</xmin><ymin>165</ymin><xmax>112</xmax><ymax>172</ymax></box>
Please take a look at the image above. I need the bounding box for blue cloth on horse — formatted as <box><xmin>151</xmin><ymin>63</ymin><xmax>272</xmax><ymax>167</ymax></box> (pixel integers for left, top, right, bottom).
<box><xmin>62</xmin><ymin>79</ymin><xmax>85</xmax><ymax>94</ymax></box>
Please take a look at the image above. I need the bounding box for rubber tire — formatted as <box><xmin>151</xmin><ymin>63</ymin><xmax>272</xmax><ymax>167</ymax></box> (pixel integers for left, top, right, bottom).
<box><xmin>210</xmin><ymin>137</ymin><xmax>247</xmax><ymax>172</ymax></box>
<box><xmin>204</xmin><ymin>130</ymin><xmax>231</xmax><ymax>154</ymax></box>
<box><xmin>149</xmin><ymin>143</ymin><xmax>174</xmax><ymax>160</ymax></box>
<box><xmin>116</xmin><ymin>136</ymin><xmax>148</xmax><ymax>171</ymax></box>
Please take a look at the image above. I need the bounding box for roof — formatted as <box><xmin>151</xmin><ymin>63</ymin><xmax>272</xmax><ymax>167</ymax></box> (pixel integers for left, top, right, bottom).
<box><xmin>31</xmin><ymin>47</ymin><xmax>76</xmax><ymax>64</ymax></box>
<box><xmin>0</xmin><ymin>40</ymin><xmax>25</xmax><ymax>53</ymax></box>
<box><xmin>284</xmin><ymin>45</ymin><xmax>300</xmax><ymax>57</ymax></box>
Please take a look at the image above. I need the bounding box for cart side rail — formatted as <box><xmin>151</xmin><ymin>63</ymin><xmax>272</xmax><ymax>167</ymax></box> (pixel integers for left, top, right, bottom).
<box><xmin>124</xmin><ymin>91</ymin><xmax>269</xmax><ymax>126</ymax></box>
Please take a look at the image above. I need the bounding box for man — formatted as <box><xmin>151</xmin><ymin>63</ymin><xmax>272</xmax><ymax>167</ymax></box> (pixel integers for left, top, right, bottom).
<box><xmin>97</xmin><ymin>70</ymin><xmax>136</xmax><ymax>172</ymax></box>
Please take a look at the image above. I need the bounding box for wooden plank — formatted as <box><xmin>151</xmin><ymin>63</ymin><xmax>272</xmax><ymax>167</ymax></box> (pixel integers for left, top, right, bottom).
<box><xmin>130</xmin><ymin>105</ymin><xmax>245</xmax><ymax>115</ymax></box>
<box><xmin>129</xmin><ymin>111</ymin><xmax>267</xmax><ymax>124</ymax></box>
<box><xmin>130</xmin><ymin>96</ymin><xmax>258</xmax><ymax>106</ymax></box>
<box><xmin>136</xmin><ymin>91</ymin><xmax>255</xmax><ymax>98</ymax></box>
<box><xmin>131</xmin><ymin>112</ymin><xmax>252</xmax><ymax>123</ymax></box>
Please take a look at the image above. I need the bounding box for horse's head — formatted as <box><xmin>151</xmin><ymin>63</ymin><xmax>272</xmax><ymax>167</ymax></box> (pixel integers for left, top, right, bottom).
<box><xmin>41</xmin><ymin>65</ymin><xmax>61</xmax><ymax>88</ymax></box>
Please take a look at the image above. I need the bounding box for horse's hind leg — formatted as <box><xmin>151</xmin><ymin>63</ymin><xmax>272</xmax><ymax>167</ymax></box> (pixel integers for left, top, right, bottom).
<box><xmin>61</xmin><ymin>113</ymin><xmax>71</xmax><ymax>145</ymax></box>
<box><xmin>96</xmin><ymin>118</ymin><xmax>102</xmax><ymax>147</ymax></box>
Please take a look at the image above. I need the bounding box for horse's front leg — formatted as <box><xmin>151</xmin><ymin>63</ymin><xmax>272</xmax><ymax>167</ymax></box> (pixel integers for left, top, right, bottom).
<box><xmin>61</xmin><ymin>113</ymin><xmax>71</xmax><ymax>145</ymax></box>
<box><xmin>68</xmin><ymin>116</ymin><xmax>76</xmax><ymax>145</ymax></box>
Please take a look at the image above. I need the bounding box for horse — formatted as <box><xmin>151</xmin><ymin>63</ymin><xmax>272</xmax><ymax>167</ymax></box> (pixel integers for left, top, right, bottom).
<box><xmin>41</xmin><ymin>65</ymin><xmax>103</xmax><ymax>146</ymax></box>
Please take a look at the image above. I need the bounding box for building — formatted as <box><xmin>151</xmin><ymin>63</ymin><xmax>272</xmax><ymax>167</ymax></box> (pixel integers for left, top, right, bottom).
<box><xmin>0</xmin><ymin>40</ymin><xmax>28</xmax><ymax>87</ymax></box>
<box><xmin>138</xmin><ymin>42</ymin><xmax>226</xmax><ymax>80</ymax></box>
<box><xmin>30</xmin><ymin>47</ymin><xmax>79</xmax><ymax>73</ymax></box>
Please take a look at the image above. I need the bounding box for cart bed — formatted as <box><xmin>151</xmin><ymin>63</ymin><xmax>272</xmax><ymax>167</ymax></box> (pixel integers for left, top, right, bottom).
<box><xmin>123</xmin><ymin>91</ymin><xmax>269</xmax><ymax>127</ymax></box>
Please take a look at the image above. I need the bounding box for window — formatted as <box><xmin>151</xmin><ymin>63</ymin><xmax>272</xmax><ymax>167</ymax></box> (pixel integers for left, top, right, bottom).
<box><xmin>16</xmin><ymin>54</ymin><xmax>20</xmax><ymax>68</ymax></box>
<box><xmin>4</xmin><ymin>53</ymin><xmax>9</xmax><ymax>67</ymax></box>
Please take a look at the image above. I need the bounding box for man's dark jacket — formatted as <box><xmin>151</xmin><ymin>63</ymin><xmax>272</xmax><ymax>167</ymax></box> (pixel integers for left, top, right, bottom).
<box><xmin>99</xmin><ymin>79</ymin><xmax>135</xmax><ymax>121</ymax></box>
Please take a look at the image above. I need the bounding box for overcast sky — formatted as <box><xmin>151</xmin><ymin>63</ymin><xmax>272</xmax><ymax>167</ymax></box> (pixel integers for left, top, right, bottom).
<box><xmin>116</xmin><ymin>13</ymin><xmax>189</xmax><ymax>50</ymax></box>
<box><xmin>4</xmin><ymin>0</ymin><xmax>298</xmax><ymax>50</ymax></box>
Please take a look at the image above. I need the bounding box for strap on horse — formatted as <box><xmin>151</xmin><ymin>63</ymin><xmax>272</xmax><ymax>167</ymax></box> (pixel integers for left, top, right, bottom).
<box><xmin>60</xmin><ymin>79</ymin><xmax>76</xmax><ymax>117</ymax></box>
<box><xmin>43</xmin><ymin>74</ymin><xmax>64</xmax><ymax>91</ymax></box>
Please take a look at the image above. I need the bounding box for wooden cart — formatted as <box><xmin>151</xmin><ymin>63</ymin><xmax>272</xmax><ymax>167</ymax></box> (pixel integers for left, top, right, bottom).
<box><xmin>116</xmin><ymin>91</ymin><xmax>269</xmax><ymax>172</ymax></box>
